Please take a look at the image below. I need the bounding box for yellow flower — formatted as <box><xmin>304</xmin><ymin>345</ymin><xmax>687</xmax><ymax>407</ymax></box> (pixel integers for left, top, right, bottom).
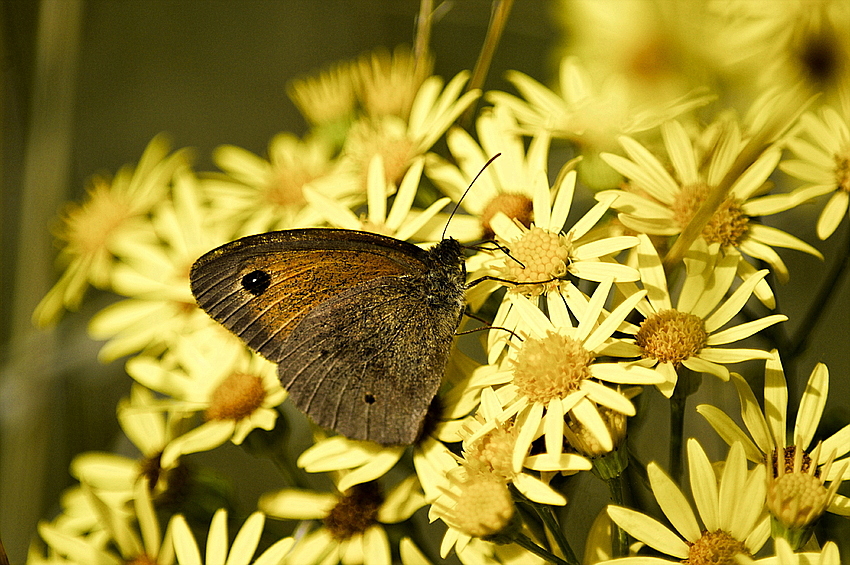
<box><xmin>604</xmin><ymin>440</ymin><xmax>770</xmax><ymax>564</ymax></box>
<box><xmin>706</xmin><ymin>0</ymin><xmax>850</xmax><ymax>103</ymax></box>
<box><xmin>34</xmin><ymin>135</ymin><xmax>188</xmax><ymax>326</ymax></box>
<box><xmin>126</xmin><ymin>327</ymin><xmax>285</xmax><ymax>468</ymax></box>
<box><xmin>600</xmin><ymin>118</ymin><xmax>822</xmax><ymax>306</ymax></box>
<box><xmin>481</xmin><ymin>279</ymin><xmax>662</xmax><ymax>469</ymax></box>
<box><xmin>170</xmin><ymin>509</ymin><xmax>294</xmax><ymax>565</ymax></box>
<box><xmin>352</xmin><ymin>46</ymin><xmax>433</xmax><ymax>122</ymax></box>
<box><xmin>259</xmin><ymin>475</ymin><xmax>423</xmax><ymax>565</ymax></box>
<box><xmin>697</xmin><ymin>351</ymin><xmax>850</xmax><ymax>523</ymax></box>
<box><xmin>340</xmin><ymin>70</ymin><xmax>480</xmax><ymax>190</ymax></box>
<box><xmin>737</xmin><ymin>537</ymin><xmax>841</xmax><ymax>565</ymax></box>
<box><xmin>87</xmin><ymin>166</ymin><xmax>234</xmax><ymax>361</ymax></box>
<box><xmin>425</xmin><ymin>104</ymin><xmax>552</xmax><ymax>241</ymax></box>
<box><xmin>288</xmin><ymin>59</ymin><xmax>357</xmax><ymax>129</ymax></box>
<box><xmin>616</xmin><ymin>234</ymin><xmax>786</xmax><ymax>397</ymax></box>
<box><xmin>487</xmin><ymin>56</ymin><xmax>711</xmax><ymax>150</ymax></box>
<box><xmin>207</xmin><ymin>132</ymin><xmax>347</xmax><ymax>234</ymax></box>
<box><xmin>782</xmin><ymin>103</ymin><xmax>850</xmax><ymax>239</ymax></box>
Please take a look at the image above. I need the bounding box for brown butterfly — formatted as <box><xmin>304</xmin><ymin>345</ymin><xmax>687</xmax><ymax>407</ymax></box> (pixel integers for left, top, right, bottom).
<box><xmin>189</xmin><ymin>228</ymin><xmax>466</xmax><ymax>445</ymax></box>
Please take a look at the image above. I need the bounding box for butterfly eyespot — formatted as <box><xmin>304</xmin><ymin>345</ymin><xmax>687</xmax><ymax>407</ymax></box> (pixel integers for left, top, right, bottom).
<box><xmin>364</xmin><ymin>394</ymin><xmax>376</xmax><ymax>404</ymax></box>
<box><xmin>241</xmin><ymin>270</ymin><xmax>271</xmax><ymax>296</ymax></box>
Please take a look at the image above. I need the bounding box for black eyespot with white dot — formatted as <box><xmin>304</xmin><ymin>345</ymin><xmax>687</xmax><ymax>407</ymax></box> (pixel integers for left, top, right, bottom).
<box><xmin>241</xmin><ymin>270</ymin><xmax>271</xmax><ymax>296</ymax></box>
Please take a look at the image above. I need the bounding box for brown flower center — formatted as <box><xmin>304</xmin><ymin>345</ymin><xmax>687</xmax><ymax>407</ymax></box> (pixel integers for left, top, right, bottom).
<box><xmin>687</xmin><ymin>529</ymin><xmax>751</xmax><ymax>565</ymax></box>
<box><xmin>672</xmin><ymin>182</ymin><xmax>749</xmax><ymax>247</ymax></box>
<box><xmin>835</xmin><ymin>150</ymin><xmax>850</xmax><ymax>193</ymax></box>
<box><xmin>324</xmin><ymin>482</ymin><xmax>383</xmax><ymax>540</ymax></box>
<box><xmin>636</xmin><ymin>309</ymin><xmax>708</xmax><ymax>365</ymax></box>
<box><xmin>204</xmin><ymin>372</ymin><xmax>266</xmax><ymax>421</ymax></box>
<box><xmin>481</xmin><ymin>193</ymin><xmax>534</xmax><ymax>240</ymax></box>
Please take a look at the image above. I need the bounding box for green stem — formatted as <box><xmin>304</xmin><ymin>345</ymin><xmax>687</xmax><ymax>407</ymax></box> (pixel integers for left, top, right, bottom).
<box><xmin>606</xmin><ymin>474</ymin><xmax>629</xmax><ymax>557</ymax></box>
<box><xmin>534</xmin><ymin>504</ymin><xmax>579</xmax><ymax>565</ymax></box>
<box><xmin>509</xmin><ymin>531</ymin><xmax>573</xmax><ymax>565</ymax></box>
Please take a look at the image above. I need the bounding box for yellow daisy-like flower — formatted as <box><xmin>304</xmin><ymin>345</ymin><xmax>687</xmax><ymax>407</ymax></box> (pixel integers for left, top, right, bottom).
<box><xmin>288</xmin><ymin>59</ymin><xmax>357</xmax><ymax>130</ymax></box>
<box><xmin>259</xmin><ymin>475</ymin><xmax>423</xmax><ymax>565</ymax></box>
<box><xmin>617</xmin><ymin>234</ymin><xmax>787</xmax><ymax>396</ymax></box>
<box><xmin>206</xmin><ymin>132</ymin><xmax>350</xmax><ymax>234</ymax></box>
<box><xmin>305</xmin><ymin>154</ymin><xmax>451</xmax><ymax>242</ymax></box>
<box><xmin>425</xmin><ymin>104</ymin><xmax>551</xmax><ymax>241</ymax></box>
<box><xmin>170</xmin><ymin>509</ymin><xmax>294</xmax><ymax>565</ymax></box>
<box><xmin>340</xmin><ymin>70</ymin><xmax>480</xmax><ymax>190</ymax></box>
<box><xmin>600</xmin><ymin>118</ymin><xmax>823</xmax><ymax>306</ymax></box>
<box><xmin>482</xmin><ymin>278</ymin><xmax>663</xmax><ymax>470</ymax></box>
<box><xmin>782</xmin><ymin>103</ymin><xmax>850</xmax><ymax>239</ymax></box>
<box><xmin>466</xmin><ymin>165</ymin><xmax>639</xmax><ymax>356</ymax></box>
<box><xmin>697</xmin><ymin>351</ymin><xmax>850</xmax><ymax>519</ymax></box>
<box><xmin>126</xmin><ymin>326</ymin><xmax>285</xmax><ymax>468</ymax></box>
<box><xmin>34</xmin><ymin>134</ymin><xmax>188</xmax><ymax>327</ymax></box>
<box><xmin>603</xmin><ymin>440</ymin><xmax>770</xmax><ymax>564</ymax></box>
<box><xmin>706</xmin><ymin>0</ymin><xmax>850</xmax><ymax>102</ymax></box>
<box><xmin>87</xmin><ymin>166</ymin><xmax>234</xmax><ymax>361</ymax></box>
<box><xmin>353</xmin><ymin>45</ymin><xmax>433</xmax><ymax>122</ymax></box>
<box><xmin>487</xmin><ymin>55</ymin><xmax>711</xmax><ymax>152</ymax></box>
<box><xmin>36</xmin><ymin>480</ymin><xmax>176</xmax><ymax>565</ymax></box>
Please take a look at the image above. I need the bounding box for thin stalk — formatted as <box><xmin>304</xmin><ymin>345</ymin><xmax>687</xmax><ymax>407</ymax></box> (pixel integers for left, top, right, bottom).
<box><xmin>509</xmin><ymin>531</ymin><xmax>573</xmax><ymax>565</ymax></box>
<box><xmin>413</xmin><ymin>0</ymin><xmax>433</xmax><ymax>73</ymax></box>
<box><xmin>534</xmin><ymin>504</ymin><xmax>579</xmax><ymax>565</ymax></box>
<box><xmin>606</xmin><ymin>474</ymin><xmax>629</xmax><ymax>557</ymax></box>
<box><xmin>460</xmin><ymin>0</ymin><xmax>514</xmax><ymax>128</ymax></box>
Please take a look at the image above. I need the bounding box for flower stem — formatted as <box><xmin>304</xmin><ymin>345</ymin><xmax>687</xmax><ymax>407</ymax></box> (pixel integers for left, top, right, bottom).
<box><xmin>606</xmin><ymin>474</ymin><xmax>630</xmax><ymax>557</ymax></box>
<box><xmin>534</xmin><ymin>504</ymin><xmax>579</xmax><ymax>565</ymax></box>
<box><xmin>669</xmin><ymin>370</ymin><xmax>698</xmax><ymax>481</ymax></box>
<box><xmin>509</xmin><ymin>531</ymin><xmax>573</xmax><ymax>565</ymax></box>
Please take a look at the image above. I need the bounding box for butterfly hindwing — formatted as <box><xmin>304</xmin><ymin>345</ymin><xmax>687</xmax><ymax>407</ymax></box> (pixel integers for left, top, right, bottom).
<box><xmin>277</xmin><ymin>275</ymin><xmax>460</xmax><ymax>445</ymax></box>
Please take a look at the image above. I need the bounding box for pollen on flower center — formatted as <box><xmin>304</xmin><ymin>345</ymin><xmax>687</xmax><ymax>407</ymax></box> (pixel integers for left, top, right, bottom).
<box><xmin>767</xmin><ymin>470</ymin><xmax>830</xmax><ymax>528</ymax></box>
<box><xmin>672</xmin><ymin>182</ymin><xmax>749</xmax><ymax>247</ymax></box>
<box><xmin>481</xmin><ymin>192</ymin><xmax>534</xmax><ymax>240</ymax></box>
<box><xmin>688</xmin><ymin>529</ymin><xmax>751</xmax><ymax>565</ymax></box>
<box><xmin>61</xmin><ymin>177</ymin><xmax>132</xmax><ymax>255</ymax></box>
<box><xmin>346</xmin><ymin>118</ymin><xmax>415</xmax><ymax>185</ymax></box>
<box><xmin>512</xmin><ymin>331</ymin><xmax>594</xmax><ymax>403</ymax></box>
<box><xmin>501</xmin><ymin>227</ymin><xmax>570</xmax><ymax>293</ymax></box>
<box><xmin>324</xmin><ymin>482</ymin><xmax>383</xmax><ymax>540</ymax></box>
<box><xmin>464</xmin><ymin>423</ymin><xmax>516</xmax><ymax>481</ymax></box>
<box><xmin>835</xmin><ymin>150</ymin><xmax>850</xmax><ymax>193</ymax></box>
<box><xmin>265</xmin><ymin>168</ymin><xmax>311</xmax><ymax>209</ymax></box>
<box><xmin>449</xmin><ymin>475</ymin><xmax>514</xmax><ymax>538</ymax></box>
<box><xmin>636</xmin><ymin>309</ymin><xmax>708</xmax><ymax>365</ymax></box>
<box><xmin>204</xmin><ymin>372</ymin><xmax>266</xmax><ymax>422</ymax></box>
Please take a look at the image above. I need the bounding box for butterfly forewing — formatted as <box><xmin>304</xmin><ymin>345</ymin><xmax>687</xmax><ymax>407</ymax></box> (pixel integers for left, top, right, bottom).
<box><xmin>190</xmin><ymin>229</ymin><xmax>431</xmax><ymax>362</ymax></box>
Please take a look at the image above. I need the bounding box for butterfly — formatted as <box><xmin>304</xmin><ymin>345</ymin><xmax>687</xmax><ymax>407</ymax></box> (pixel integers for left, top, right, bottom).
<box><xmin>189</xmin><ymin>228</ymin><xmax>466</xmax><ymax>445</ymax></box>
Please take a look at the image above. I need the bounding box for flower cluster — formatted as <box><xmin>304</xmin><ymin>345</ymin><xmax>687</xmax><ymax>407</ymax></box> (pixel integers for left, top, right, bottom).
<box><xmin>26</xmin><ymin>3</ymin><xmax>850</xmax><ymax>565</ymax></box>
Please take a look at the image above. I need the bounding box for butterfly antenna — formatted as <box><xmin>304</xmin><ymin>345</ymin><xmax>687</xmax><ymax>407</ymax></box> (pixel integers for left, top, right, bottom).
<box><xmin>441</xmin><ymin>153</ymin><xmax>501</xmax><ymax>240</ymax></box>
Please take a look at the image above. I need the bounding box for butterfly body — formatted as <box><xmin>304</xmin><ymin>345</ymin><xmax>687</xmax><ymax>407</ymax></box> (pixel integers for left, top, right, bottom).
<box><xmin>189</xmin><ymin>229</ymin><xmax>466</xmax><ymax>445</ymax></box>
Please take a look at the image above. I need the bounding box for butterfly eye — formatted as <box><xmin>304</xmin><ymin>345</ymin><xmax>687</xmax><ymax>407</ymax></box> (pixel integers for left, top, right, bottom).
<box><xmin>241</xmin><ymin>270</ymin><xmax>271</xmax><ymax>296</ymax></box>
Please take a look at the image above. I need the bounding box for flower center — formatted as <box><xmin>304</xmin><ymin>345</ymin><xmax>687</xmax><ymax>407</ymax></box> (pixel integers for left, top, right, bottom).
<box><xmin>636</xmin><ymin>309</ymin><xmax>708</xmax><ymax>365</ymax></box>
<box><xmin>771</xmin><ymin>445</ymin><xmax>814</xmax><ymax>476</ymax></box>
<box><xmin>767</xmin><ymin>470</ymin><xmax>830</xmax><ymax>528</ymax></box>
<box><xmin>464</xmin><ymin>423</ymin><xmax>516</xmax><ymax>481</ymax></box>
<box><xmin>324</xmin><ymin>482</ymin><xmax>383</xmax><ymax>540</ymax></box>
<box><xmin>346</xmin><ymin>117</ymin><xmax>415</xmax><ymax>186</ymax></box>
<box><xmin>687</xmin><ymin>529</ymin><xmax>751</xmax><ymax>565</ymax></box>
<box><xmin>481</xmin><ymin>193</ymin><xmax>534</xmax><ymax>240</ymax></box>
<box><xmin>835</xmin><ymin>150</ymin><xmax>850</xmax><ymax>193</ymax></box>
<box><xmin>501</xmin><ymin>227</ymin><xmax>570</xmax><ymax>295</ymax></box>
<box><xmin>512</xmin><ymin>331</ymin><xmax>594</xmax><ymax>403</ymax></box>
<box><xmin>204</xmin><ymin>372</ymin><xmax>266</xmax><ymax>422</ymax></box>
<box><xmin>126</xmin><ymin>555</ymin><xmax>158</xmax><ymax>565</ymax></box>
<box><xmin>61</xmin><ymin>177</ymin><xmax>133</xmax><ymax>257</ymax></box>
<box><xmin>449</xmin><ymin>476</ymin><xmax>514</xmax><ymax>538</ymax></box>
<box><xmin>672</xmin><ymin>182</ymin><xmax>749</xmax><ymax>247</ymax></box>
<box><xmin>265</xmin><ymin>168</ymin><xmax>312</xmax><ymax>209</ymax></box>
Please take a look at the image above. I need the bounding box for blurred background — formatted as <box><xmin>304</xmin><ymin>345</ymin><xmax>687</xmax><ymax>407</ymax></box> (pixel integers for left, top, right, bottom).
<box><xmin>1</xmin><ymin>1</ymin><xmax>848</xmax><ymax>563</ymax></box>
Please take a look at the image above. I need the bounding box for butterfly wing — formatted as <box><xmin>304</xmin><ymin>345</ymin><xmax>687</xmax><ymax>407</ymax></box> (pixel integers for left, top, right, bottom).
<box><xmin>189</xmin><ymin>229</ymin><xmax>432</xmax><ymax>362</ymax></box>
<box><xmin>277</xmin><ymin>275</ymin><xmax>462</xmax><ymax>445</ymax></box>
